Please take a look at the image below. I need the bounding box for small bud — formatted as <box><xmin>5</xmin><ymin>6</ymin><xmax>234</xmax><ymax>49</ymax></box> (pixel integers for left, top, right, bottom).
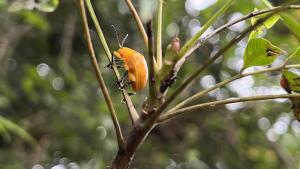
<box><xmin>171</xmin><ymin>36</ymin><xmax>180</xmax><ymax>53</ymax></box>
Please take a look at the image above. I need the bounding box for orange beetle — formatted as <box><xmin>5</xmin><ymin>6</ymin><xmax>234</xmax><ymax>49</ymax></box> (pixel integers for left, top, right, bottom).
<box><xmin>110</xmin><ymin>26</ymin><xmax>148</xmax><ymax>92</ymax></box>
<box><xmin>113</xmin><ymin>48</ymin><xmax>148</xmax><ymax>91</ymax></box>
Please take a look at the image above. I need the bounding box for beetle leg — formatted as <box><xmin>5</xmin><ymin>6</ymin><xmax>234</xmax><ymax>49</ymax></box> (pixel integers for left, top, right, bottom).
<box><xmin>116</xmin><ymin>70</ymin><xmax>128</xmax><ymax>90</ymax></box>
<box><xmin>128</xmin><ymin>92</ymin><xmax>136</xmax><ymax>96</ymax></box>
<box><xmin>105</xmin><ymin>61</ymin><xmax>123</xmax><ymax>69</ymax></box>
<box><xmin>105</xmin><ymin>63</ymin><xmax>113</xmax><ymax>69</ymax></box>
<box><xmin>116</xmin><ymin>65</ymin><xmax>124</xmax><ymax>69</ymax></box>
<box><xmin>121</xmin><ymin>98</ymin><xmax>126</xmax><ymax>104</ymax></box>
<box><xmin>120</xmin><ymin>91</ymin><xmax>136</xmax><ymax>103</ymax></box>
<box><xmin>105</xmin><ymin>54</ymin><xmax>123</xmax><ymax>69</ymax></box>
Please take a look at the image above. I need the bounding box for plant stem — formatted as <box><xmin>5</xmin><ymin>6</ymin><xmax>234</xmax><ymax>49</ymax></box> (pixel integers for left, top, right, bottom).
<box><xmin>125</xmin><ymin>0</ymin><xmax>148</xmax><ymax>48</ymax></box>
<box><xmin>196</xmin><ymin>5</ymin><xmax>300</xmax><ymax>58</ymax></box>
<box><xmin>158</xmin><ymin>94</ymin><xmax>300</xmax><ymax>122</ymax></box>
<box><xmin>178</xmin><ymin>0</ymin><xmax>235</xmax><ymax>58</ymax></box>
<box><xmin>147</xmin><ymin>22</ymin><xmax>158</xmax><ymax>106</ymax></box>
<box><xmin>78</xmin><ymin>0</ymin><xmax>124</xmax><ymax>147</ymax></box>
<box><xmin>157</xmin><ymin>5</ymin><xmax>300</xmax><ymax>96</ymax></box>
<box><xmin>168</xmin><ymin>64</ymin><xmax>300</xmax><ymax>112</ymax></box>
<box><xmin>155</xmin><ymin>0</ymin><xmax>163</xmax><ymax>71</ymax></box>
<box><xmin>150</xmin><ymin>10</ymin><xmax>279</xmax><ymax>124</ymax></box>
<box><xmin>85</xmin><ymin>0</ymin><xmax>139</xmax><ymax>124</ymax></box>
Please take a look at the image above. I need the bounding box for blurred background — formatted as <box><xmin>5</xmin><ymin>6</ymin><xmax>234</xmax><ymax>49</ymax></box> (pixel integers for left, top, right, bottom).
<box><xmin>1</xmin><ymin>0</ymin><xmax>300</xmax><ymax>168</ymax></box>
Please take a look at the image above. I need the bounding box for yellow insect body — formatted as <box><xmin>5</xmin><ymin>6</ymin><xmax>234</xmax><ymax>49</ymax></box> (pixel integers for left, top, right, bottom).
<box><xmin>113</xmin><ymin>47</ymin><xmax>148</xmax><ymax>91</ymax></box>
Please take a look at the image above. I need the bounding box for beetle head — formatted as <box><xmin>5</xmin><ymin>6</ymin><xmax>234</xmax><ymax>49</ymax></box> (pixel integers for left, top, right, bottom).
<box><xmin>113</xmin><ymin>47</ymin><xmax>132</xmax><ymax>59</ymax></box>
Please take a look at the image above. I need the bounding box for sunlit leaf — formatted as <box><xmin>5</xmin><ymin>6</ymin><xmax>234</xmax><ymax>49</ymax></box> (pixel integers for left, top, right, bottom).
<box><xmin>282</xmin><ymin>70</ymin><xmax>300</xmax><ymax>93</ymax></box>
<box><xmin>241</xmin><ymin>38</ymin><xmax>284</xmax><ymax>72</ymax></box>
<box><xmin>250</xmin><ymin>8</ymin><xmax>279</xmax><ymax>29</ymax></box>
<box><xmin>0</xmin><ymin>116</ymin><xmax>37</xmax><ymax>147</ymax></box>
<box><xmin>260</xmin><ymin>0</ymin><xmax>300</xmax><ymax>42</ymax></box>
<box><xmin>249</xmin><ymin>7</ymin><xmax>279</xmax><ymax>40</ymax></box>
<box><xmin>35</xmin><ymin>0</ymin><xmax>59</xmax><ymax>13</ymax></box>
<box><xmin>248</xmin><ymin>29</ymin><xmax>261</xmax><ymax>41</ymax></box>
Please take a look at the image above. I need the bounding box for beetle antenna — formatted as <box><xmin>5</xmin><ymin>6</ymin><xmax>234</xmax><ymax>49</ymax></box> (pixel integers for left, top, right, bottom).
<box><xmin>121</xmin><ymin>34</ymin><xmax>128</xmax><ymax>47</ymax></box>
<box><xmin>111</xmin><ymin>25</ymin><xmax>122</xmax><ymax>48</ymax></box>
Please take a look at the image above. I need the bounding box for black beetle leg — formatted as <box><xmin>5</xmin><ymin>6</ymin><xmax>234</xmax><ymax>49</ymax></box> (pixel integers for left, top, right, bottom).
<box><xmin>116</xmin><ymin>70</ymin><xmax>128</xmax><ymax>90</ymax></box>
<box><xmin>105</xmin><ymin>54</ymin><xmax>123</xmax><ymax>69</ymax></box>
<box><xmin>128</xmin><ymin>92</ymin><xmax>136</xmax><ymax>96</ymax></box>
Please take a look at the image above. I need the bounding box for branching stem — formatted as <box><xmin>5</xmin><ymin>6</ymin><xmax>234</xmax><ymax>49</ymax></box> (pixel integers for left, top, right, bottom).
<box><xmin>168</xmin><ymin>64</ymin><xmax>300</xmax><ymax>112</ymax></box>
<box><xmin>78</xmin><ymin>0</ymin><xmax>124</xmax><ymax>148</ymax></box>
<box><xmin>159</xmin><ymin>4</ymin><xmax>300</xmax><ymax>96</ymax></box>
<box><xmin>85</xmin><ymin>0</ymin><xmax>139</xmax><ymax>124</ymax></box>
<box><xmin>151</xmin><ymin>10</ymin><xmax>282</xmax><ymax>124</ymax></box>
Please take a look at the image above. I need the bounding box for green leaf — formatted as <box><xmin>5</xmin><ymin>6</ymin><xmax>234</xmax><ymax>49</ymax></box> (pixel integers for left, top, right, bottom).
<box><xmin>35</xmin><ymin>0</ymin><xmax>59</xmax><ymax>13</ymax></box>
<box><xmin>260</xmin><ymin>0</ymin><xmax>300</xmax><ymax>42</ymax></box>
<box><xmin>248</xmin><ymin>7</ymin><xmax>279</xmax><ymax>40</ymax></box>
<box><xmin>0</xmin><ymin>116</ymin><xmax>38</xmax><ymax>147</ymax></box>
<box><xmin>251</xmin><ymin>8</ymin><xmax>279</xmax><ymax>29</ymax></box>
<box><xmin>241</xmin><ymin>38</ymin><xmax>284</xmax><ymax>72</ymax></box>
<box><xmin>280</xmin><ymin>14</ymin><xmax>300</xmax><ymax>42</ymax></box>
<box><xmin>282</xmin><ymin>70</ymin><xmax>300</xmax><ymax>93</ymax></box>
<box><xmin>248</xmin><ymin>29</ymin><xmax>261</xmax><ymax>41</ymax></box>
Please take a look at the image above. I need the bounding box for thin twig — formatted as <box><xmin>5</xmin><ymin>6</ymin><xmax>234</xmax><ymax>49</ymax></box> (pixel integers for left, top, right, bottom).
<box><xmin>151</xmin><ymin>14</ymin><xmax>270</xmax><ymax>125</ymax></box>
<box><xmin>151</xmin><ymin>9</ymin><xmax>287</xmax><ymax>125</ymax></box>
<box><xmin>159</xmin><ymin>5</ymin><xmax>300</xmax><ymax>95</ymax></box>
<box><xmin>158</xmin><ymin>94</ymin><xmax>300</xmax><ymax>122</ymax></box>
<box><xmin>155</xmin><ymin>0</ymin><xmax>163</xmax><ymax>71</ymax></box>
<box><xmin>168</xmin><ymin>64</ymin><xmax>300</xmax><ymax>112</ymax></box>
<box><xmin>178</xmin><ymin>0</ymin><xmax>235</xmax><ymax>58</ymax></box>
<box><xmin>196</xmin><ymin>5</ymin><xmax>300</xmax><ymax>59</ymax></box>
<box><xmin>78</xmin><ymin>0</ymin><xmax>125</xmax><ymax>148</ymax></box>
<box><xmin>85</xmin><ymin>0</ymin><xmax>139</xmax><ymax>124</ymax></box>
<box><xmin>125</xmin><ymin>0</ymin><xmax>148</xmax><ymax>48</ymax></box>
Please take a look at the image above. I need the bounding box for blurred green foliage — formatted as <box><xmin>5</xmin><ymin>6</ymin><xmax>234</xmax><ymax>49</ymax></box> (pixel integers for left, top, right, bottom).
<box><xmin>0</xmin><ymin>0</ymin><xmax>300</xmax><ymax>168</ymax></box>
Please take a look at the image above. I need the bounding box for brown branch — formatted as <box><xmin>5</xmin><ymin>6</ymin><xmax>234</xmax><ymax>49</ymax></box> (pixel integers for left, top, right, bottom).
<box><xmin>146</xmin><ymin>22</ymin><xmax>158</xmax><ymax>109</ymax></box>
<box><xmin>78</xmin><ymin>0</ymin><xmax>125</xmax><ymax>148</ymax></box>
<box><xmin>124</xmin><ymin>0</ymin><xmax>148</xmax><ymax>48</ymax></box>
<box><xmin>158</xmin><ymin>94</ymin><xmax>300</xmax><ymax>123</ymax></box>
